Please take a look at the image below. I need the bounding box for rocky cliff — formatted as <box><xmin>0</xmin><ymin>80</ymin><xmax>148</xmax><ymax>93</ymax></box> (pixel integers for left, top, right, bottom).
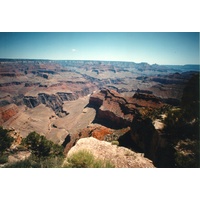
<box><xmin>74</xmin><ymin>89</ymin><xmax>166</xmax><ymax>164</ymax></box>
<box><xmin>89</xmin><ymin>89</ymin><xmax>136</xmax><ymax>128</ymax></box>
<box><xmin>23</xmin><ymin>93</ymin><xmax>68</xmax><ymax>117</ymax></box>
<box><xmin>63</xmin><ymin>124</ymin><xmax>130</xmax><ymax>154</ymax></box>
<box><xmin>118</xmin><ymin>117</ymin><xmax>160</xmax><ymax>162</ymax></box>
<box><xmin>65</xmin><ymin>137</ymin><xmax>155</xmax><ymax>168</ymax></box>
<box><xmin>89</xmin><ymin>89</ymin><xmax>163</xmax><ymax>128</ymax></box>
<box><xmin>63</xmin><ymin>89</ymin><xmax>164</xmax><ymax>162</ymax></box>
<box><xmin>22</xmin><ymin>87</ymin><xmax>95</xmax><ymax>117</ymax></box>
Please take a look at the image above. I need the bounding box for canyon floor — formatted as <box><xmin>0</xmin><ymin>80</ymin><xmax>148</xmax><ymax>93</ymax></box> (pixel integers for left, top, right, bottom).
<box><xmin>3</xmin><ymin>95</ymin><xmax>96</xmax><ymax>145</ymax></box>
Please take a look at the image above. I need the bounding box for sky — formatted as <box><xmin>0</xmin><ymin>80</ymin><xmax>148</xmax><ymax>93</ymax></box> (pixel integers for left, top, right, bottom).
<box><xmin>0</xmin><ymin>32</ymin><xmax>199</xmax><ymax>65</ymax></box>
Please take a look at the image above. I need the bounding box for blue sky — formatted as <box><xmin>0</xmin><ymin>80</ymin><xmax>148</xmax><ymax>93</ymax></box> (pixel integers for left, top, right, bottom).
<box><xmin>0</xmin><ymin>32</ymin><xmax>199</xmax><ymax>65</ymax></box>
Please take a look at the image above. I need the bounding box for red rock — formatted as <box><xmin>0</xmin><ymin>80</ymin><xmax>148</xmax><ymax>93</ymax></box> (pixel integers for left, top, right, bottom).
<box><xmin>81</xmin><ymin>124</ymin><xmax>113</xmax><ymax>140</ymax></box>
<box><xmin>63</xmin><ymin>124</ymin><xmax>113</xmax><ymax>154</ymax></box>
<box><xmin>0</xmin><ymin>104</ymin><xmax>19</xmax><ymax>124</ymax></box>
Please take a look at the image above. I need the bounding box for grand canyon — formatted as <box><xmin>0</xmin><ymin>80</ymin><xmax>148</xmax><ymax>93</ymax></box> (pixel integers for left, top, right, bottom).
<box><xmin>0</xmin><ymin>58</ymin><xmax>199</xmax><ymax>168</ymax></box>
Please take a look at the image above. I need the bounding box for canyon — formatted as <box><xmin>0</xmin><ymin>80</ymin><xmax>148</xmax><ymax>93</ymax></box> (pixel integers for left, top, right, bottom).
<box><xmin>0</xmin><ymin>59</ymin><xmax>199</xmax><ymax>167</ymax></box>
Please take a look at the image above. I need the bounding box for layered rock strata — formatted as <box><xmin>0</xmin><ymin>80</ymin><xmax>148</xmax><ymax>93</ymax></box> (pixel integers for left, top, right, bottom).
<box><xmin>88</xmin><ymin>89</ymin><xmax>163</xmax><ymax>128</ymax></box>
<box><xmin>0</xmin><ymin>104</ymin><xmax>19</xmax><ymax>124</ymax></box>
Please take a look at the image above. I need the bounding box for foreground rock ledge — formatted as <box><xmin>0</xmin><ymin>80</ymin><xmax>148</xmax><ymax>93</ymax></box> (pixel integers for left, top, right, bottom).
<box><xmin>65</xmin><ymin>137</ymin><xmax>155</xmax><ymax>168</ymax></box>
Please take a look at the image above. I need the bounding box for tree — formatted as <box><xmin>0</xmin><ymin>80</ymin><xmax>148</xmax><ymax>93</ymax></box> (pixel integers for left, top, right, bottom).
<box><xmin>0</xmin><ymin>127</ymin><xmax>14</xmax><ymax>155</ymax></box>
<box><xmin>161</xmin><ymin>74</ymin><xmax>200</xmax><ymax>167</ymax></box>
<box><xmin>23</xmin><ymin>131</ymin><xmax>64</xmax><ymax>158</ymax></box>
<box><xmin>181</xmin><ymin>73</ymin><xmax>199</xmax><ymax>120</ymax></box>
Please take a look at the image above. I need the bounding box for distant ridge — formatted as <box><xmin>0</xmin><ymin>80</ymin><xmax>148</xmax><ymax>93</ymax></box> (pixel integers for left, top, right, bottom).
<box><xmin>0</xmin><ymin>58</ymin><xmax>199</xmax><ymax>68</ymax></box>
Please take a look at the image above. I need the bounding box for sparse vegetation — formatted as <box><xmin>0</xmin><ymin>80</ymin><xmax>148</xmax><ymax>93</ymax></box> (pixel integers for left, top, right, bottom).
<box><xmin>5</xmin><ymin>155</ymin><xmax>40</xmax><ymax>168</ymax></box>
<box><xmin>1</xmin><ymin>131</ymin><xmax>65</xmax><ymax>168</ymax></box>
<box><xmin>22</xmin><ymin>131</ymin><xmax>64</xmax><ymax>158</ymax></box>
<box><xmin>140</xmin><ymin>105</ymin><xmax>172</xmax><ymax>121</ymax></box>
<box><xmin>5</xmin><ymin>154</ymin><xmax>65</xmax><ymax>168</ymax></box>
<box><xmin>64</xmin><ymin>150</ymin><xmax>115</xmax><ymax>168</ymax></box>
<box><xmin>111</xmin><ymin>140</ymin><xmax>119</xmax><ymax>146</ymax></box>
<box><xmin>0</xmin><ymin>154</ymin><xmax>8</xmax><ymax>164</ymax></box>
<box><xmin>160</xmin><ymin>74</ymin><xmax>200</xmax><ymax>167</ymax></box>
<box><xmin>174</xmin><ymin>139</ymin><xmax>199</xmax><ymax>168</ymax></box>
<box><xmin>0</xmin><ymin>127</ymin><xmax>14</xmax><ymax>155</ymax></box>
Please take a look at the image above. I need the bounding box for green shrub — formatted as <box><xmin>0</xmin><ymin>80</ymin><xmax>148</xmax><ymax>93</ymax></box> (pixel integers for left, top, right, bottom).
<box><xmin>0</xmin><ymin>154</ymin><xmax>8</xmax><ymax>164</ymax></box>
<box><xmin>66</xmin><ymin>150</ymin><xmax>95</xmax><ymax>168</ymax></box>
<box><xmin>39</xmin><ymin>156</ymin><xmax>65</xmax><ymax>168</ymax></box>
<box><xmin>175</xmin><ymin>152</ymin><xmax>198</xmax><ymax>168</ymax></box>
<box><xmin>92</xmin><ymin>159</ymin><xmax>115</xmax><ymax>168</ymax></box>
<box><xmin>174</xmin><ymin>140</ymin><xmax>199</xmax><ymax>168</ymax></box>
<box><xmin>64</xmin><ymin>150</ymin><xmax>115</xmax><ymax>168</ymax></box>
<box><xmin>5</xmin><ymin>157</ymin><xmax>40</xmax><ymax>168</ymax></box>
<box><xmin>23</xmin><ymin>132</ymin><xmax>64</xmax><ymax>158</ymax></box>
<box><xmin>16</xmin><ymin>145</ymin><xmax>28</xmax><ymax>151</ymax></box>
<box><xmin>4</xmin><ymin>154</ymin><xmax>65</xmax><ymax>168</ymax></box>
<box><xmin>5</xmin><ymin>132</ymin><xmax>66</xmax><ymax>168</ymax></box>
<box><xmin>111</xmin><ymin>141</ymin><xmax>119</xmax><ymax>146</ymax></box>
<box><xmin>0</xmin><ymin>126</ymin><xmax>14</xmax><ymax>154</ymax></box>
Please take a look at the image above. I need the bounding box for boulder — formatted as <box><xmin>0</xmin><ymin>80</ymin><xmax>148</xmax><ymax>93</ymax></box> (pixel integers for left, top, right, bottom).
<box><xmin>66</xmin><ymin>137</ymin><xmax>155</xmax><ymax>168</ymax></box>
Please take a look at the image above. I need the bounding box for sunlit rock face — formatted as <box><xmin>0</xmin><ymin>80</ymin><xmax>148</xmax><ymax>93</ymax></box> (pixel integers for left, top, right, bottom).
<box><xmin>89</xmin><ymin>89</ymin><xmax>163</xmax><ymax>128</ymax></box>
<box><xmin>65</xmin><ymin>137</ymin><xmax>155</xmax><ymax>168</ymax></box>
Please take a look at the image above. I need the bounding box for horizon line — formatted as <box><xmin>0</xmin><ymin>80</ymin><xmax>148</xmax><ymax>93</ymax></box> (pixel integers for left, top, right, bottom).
<box><xmin>0</xmin><ymin>57</ymin><xmax>199</xmax><ymax>66</ymax></box>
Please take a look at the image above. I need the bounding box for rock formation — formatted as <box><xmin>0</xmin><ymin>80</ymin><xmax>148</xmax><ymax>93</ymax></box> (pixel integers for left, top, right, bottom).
<box><xmin>0</xmin><ymin>104</ymin><xmax>19</xmax><ymax>125</ymax></box>
<box><xmin>23</xmin><ymin>93</ymin><xmax>68</xmax><ymax>117</ymax></box>
<box><xmin>118</xmin><ymin>117</ymin><xmax>160</xmax><ymax>162</ymax></box>
<box><xmin>79</xmin><ymin>124</ymin><xmax>113</xmax><ymax>140</ymax></box>
<box><xmin>89</xmin><ymin>89</ymin><xmax>163</xmax><ymax>128</ymax></box>
<box><xmin>63</xmin><ymin>124</ymin><xmax>130</xmax><ymax>154</ymax></box>
<box><xmin>89</xmin><ymin>89</ymin><xmax>137</xmax><ymax>128</ymax></box>
<box><xmin>65</xmin><ymin>137</ymin><xmax>155</xmax><ymax>168</ymax></box>
<box><xmin>62</xmin><ymin>89</ymin><xmax>165</xmax><ymax>164</ymax></box>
